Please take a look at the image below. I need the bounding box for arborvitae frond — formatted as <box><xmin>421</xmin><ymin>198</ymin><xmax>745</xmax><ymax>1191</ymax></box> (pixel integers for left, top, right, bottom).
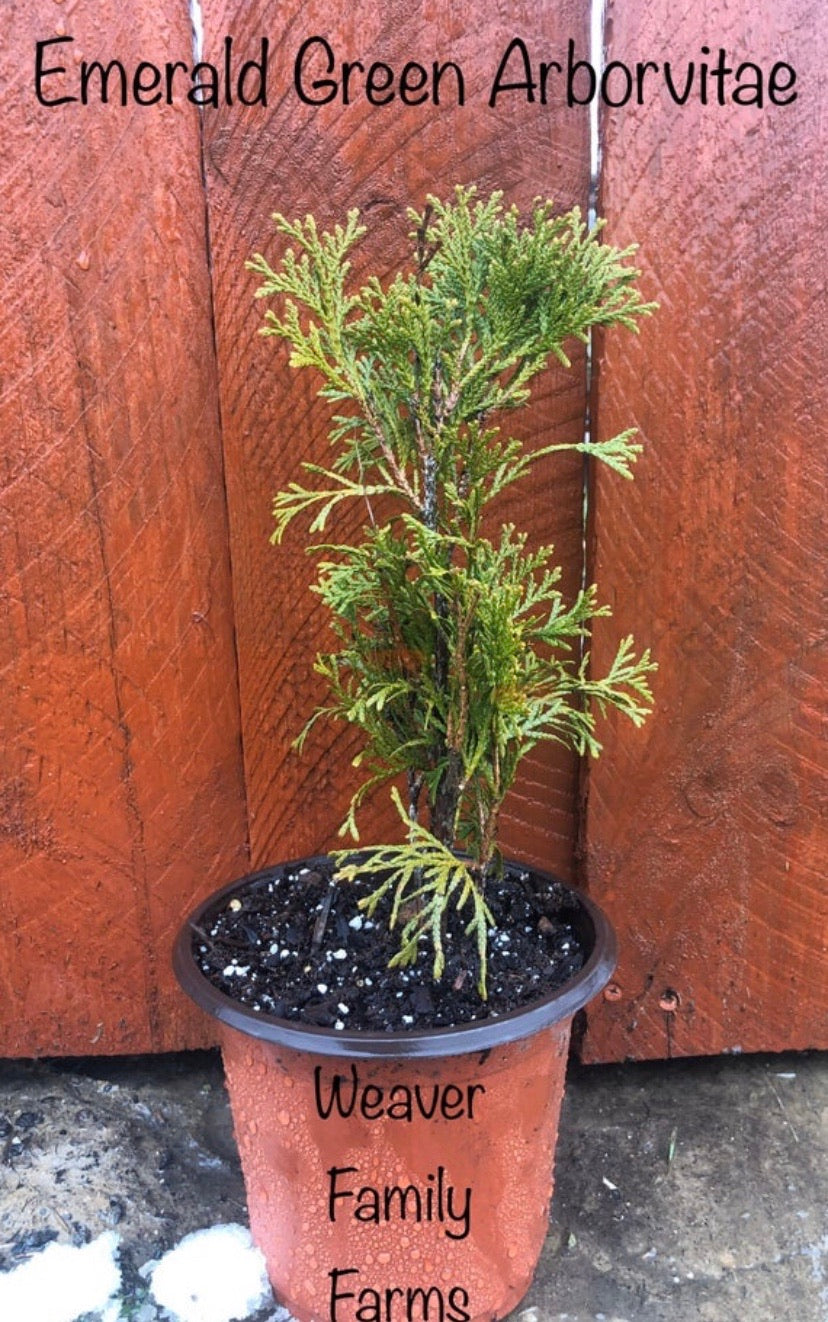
<box><xmin>333</xmin><ymin>788</ymin><xmax>494</xmax><ymax>995</ymax></box>
<box><xmin>252</xmin><ymin>186</ymin><xmax>657</xmax><ymax>995</ymax></box>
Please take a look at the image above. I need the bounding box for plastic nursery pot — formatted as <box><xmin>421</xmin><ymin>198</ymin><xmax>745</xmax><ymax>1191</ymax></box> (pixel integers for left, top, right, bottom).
<box><xmin>174</xmin><ymin>859</ymin><xmax>617</xmax><ymax>1322</ymax></box>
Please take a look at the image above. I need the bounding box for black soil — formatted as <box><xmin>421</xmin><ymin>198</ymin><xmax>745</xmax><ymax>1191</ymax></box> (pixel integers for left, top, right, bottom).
<box><xmin>191</xmin><ymin>858</ymin><xmax>589</xmax><ymax>1033</ymax></box>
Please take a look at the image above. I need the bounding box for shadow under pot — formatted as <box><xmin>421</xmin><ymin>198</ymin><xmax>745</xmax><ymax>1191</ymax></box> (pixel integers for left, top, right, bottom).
<box><xmin>173</xmin><ymin>857</ymin><xmax>617</xmax><ymax>1322</ymax></box>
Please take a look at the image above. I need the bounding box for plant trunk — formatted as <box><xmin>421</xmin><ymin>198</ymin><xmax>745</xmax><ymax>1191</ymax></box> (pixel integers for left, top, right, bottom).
<box><xmin>431</xmin><ymin>750</ymin><xmax>463</xmax><ymax>846</ymax></box>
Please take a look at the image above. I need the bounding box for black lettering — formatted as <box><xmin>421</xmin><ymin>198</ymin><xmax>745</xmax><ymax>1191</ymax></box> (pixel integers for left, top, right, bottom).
<box><xmin>341</xmin><ymin>59</ymin><xmax>364</xmax><ymax>105</ymax></box>
<box><xmin>440</xmin><ymin>1085</ymin><xmax>463</xmax><ymax>1120</ymax></box>
<box><xmin>34</xmin><ymin>36</ymin><xmax>76</xmax><ymax>106</ymax></box>
<box><xmin>295</xmin><ymin>35</ymin><xmax>338</xmax><ymax>105</ymax></box>
<box><xmin>707</xmin><ymin>47</ymin><xmax>733</xmax><ymax>105</ymax></box>
<box><xmin>387</xmin><ymin>1086</ymin><xmax>413</xmax><ymax>1121</ymax></box>
<box><xmin>80</xmin><ymin>58</ymin><xmax>128</xmax><ymax>106</ymax></box>
<box><xmin>329</xmin><ymin>1271</ymin><xmax>471</xmax><ymax>1322</ymax></box>
<box><xmin>566</xmin><ymin>39</ymin><xmax>596</xmax><ymax>106</ymax></box>
<box><xmin>133</xmin><ymin>60</ymin><xmax>162</xmax><ymax>106</ymax></box>
<box><xmin>314</xmin><ymin>1067</ymin><xmax>484</xmax><ymax>1120</ymax></box>
<box><xmin>699</xmin><ymin>44</ymin><xmax>711</xmax><ymax>105</ymax></box>
<box><xmin>489</xmin><ymin>37</ymin><xmax>535</xmax><ymax>107</ymax></box>
<box><xmin>447</xmin><ymin>1287</ymin><xmax>471</xmax><ymax>1322</ymax></box>
<box><xmin>635</xmin><ymin>60</ymin><xmax>659</xmax><ymax>105</ymax></box>
<box><xmin>314</xmin><ymin>1064</ymin><xmax>358</xmax><ymax>1119</ymax></box>
<box><xmin>238</xmin><ymin>37</ymin><xmax>269</xmax><ymax>105</ymax></box>
<box><xmin>733</xmin><ymin>60</ymin><xmax>765</xmax><ymax>107</ymax></box>
<box><xmin>601</xmin><ymin>59</ymin><xmax>633</xmax><ymax>107</ymax></box>
<box><xmin>164</xmin><ymin>61</ymin><xmax>190</xmax><ymax>103</ymax></box>
<box><xmin>399</xmin><ymin>61</ymin><xmax>429</xmax><ymax>105</ymax></box>
<box><xmin>444</xmin><ymin>1182</ymin><xmax>472</xmax><ymax>1241</ymax></box>
<box><xmin>407</xmin><ymin>1286</ymin><xmax>445</xmax><ymax>1321</ymax></box>
<box><xmin>467</xmin><ymin>1082</ymin><xmax>485</xmax><ymax>1118</ymax></box>
<box><xmin>356</xmin><ymin>1287</ymin><xmax>381</xmax><ymax>1322</ymax></box>
<box><xmin>387</xmin><ymin>1288</ymin><xmax>406</xmax><ymax>1314</ymax></box>
<box><xmin>354</xmin><ymin>1185</ymin><xmax>381</xmax><ymax>1224</ymax></box>
<box><xmin>433</xmin><ymin>60</ymin><xmax>464</xmax><ymax>106</ymax></box>
<box><xmin>360</xmin><ymin>1084</ymin><xmax>383</xmax><ymax>1119</ymax></box>
<box><xmin>769</xmin><ymin>61</ymin><xmax>797</xmax><ymax>105</ymax></box>
<box><xmin>383</xmin><ymin>1182</ymin><xmax>423</xmax><ymax>1222</ymax></box>
<box><xmin>189</xmin><ymin>61</ymin><xmax>219</xmax><ymax>107</ymax></box>
<box><xmin>663</xmin><ymin>60</ymin><xmax>695</xmax><ymax>105</ymax></box>
<box><xmin>538</xmin><ymin>59</ymin><xmax>562</xmax><ymax>104</ymax></box>
<box><xmin>327</xmin><ymin>1165</ymin><xmax>358</xmax><ymax>1221</ymax></box>
<box><xmin>329</xmin><ymin>1267</ymin><xmax>358</xmax><ymax>1322</ymax></box>
<box><xmin>365</xmin><ymin>60</ymin><xmax>394</xmax><ymax>105</ymax></box>
<box><xmin>337</xmin><ymin>58</ymin><xmax>362</xmax><ymax>104</ymax></box>
<box><xmin>223</xmin><ymin>36</ymin><xmax>233</xmax><ymax>106</ymax></box>
<box><xmin>412</xmin><ymin>1084</ymin><xmax>438</xmax><ymax>1120</ymax></box>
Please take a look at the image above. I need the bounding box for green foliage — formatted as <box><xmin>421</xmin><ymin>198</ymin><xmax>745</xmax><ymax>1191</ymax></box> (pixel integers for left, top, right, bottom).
<box><xmin>249</xmin><ymin>186</ymin><xmax>656</xmax><ymax>996</ymax></box>
<box><xmin>335</xmin><ymin>788</ymin><xmax>495</xmax><ymax>997</ymax></box>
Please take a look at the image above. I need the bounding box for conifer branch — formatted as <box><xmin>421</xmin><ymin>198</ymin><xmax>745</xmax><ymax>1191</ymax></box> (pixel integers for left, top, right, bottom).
<box><xmin>252</xmin><ymin>186</ymin><xmax>657</xmax><ymax>996</ymax></box>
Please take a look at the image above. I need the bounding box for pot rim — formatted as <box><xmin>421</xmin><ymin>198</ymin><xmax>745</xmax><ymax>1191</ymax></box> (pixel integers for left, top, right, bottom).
<box><xmin>173</xmin><ymin>855</ymin><xmax>617</xmax><ymax>1060</ymax></box>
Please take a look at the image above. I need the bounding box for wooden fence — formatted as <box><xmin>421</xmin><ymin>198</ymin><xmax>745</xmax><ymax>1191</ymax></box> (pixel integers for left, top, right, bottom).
<box><xmin>1</xmin><ymin>0</ymin><xmax>824</xmax><ymax>1060</ymax></box>
<box><xmin>581</xmin><ymin>0</ymin><xmax>826</xmax><ymax>1060</ymax></box>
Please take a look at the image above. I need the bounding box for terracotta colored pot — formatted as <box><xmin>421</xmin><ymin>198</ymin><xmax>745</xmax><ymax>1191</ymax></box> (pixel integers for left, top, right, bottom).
<box><xmin>174</xmin><ymin>861</ymin><xmax>616</xmax><ymax>1322</ymax></box>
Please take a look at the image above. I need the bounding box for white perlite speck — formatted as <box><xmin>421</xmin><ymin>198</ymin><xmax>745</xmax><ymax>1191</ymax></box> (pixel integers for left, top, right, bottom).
<box><xmin>149</xmin><ymin>1224</ymin><xmax>272</xmax><ymax>1322</ymax></box>
<box><xmin>0</xmin><ymin>1231</ymin><xmax>121</xmax><ymax>1322</ymax></box>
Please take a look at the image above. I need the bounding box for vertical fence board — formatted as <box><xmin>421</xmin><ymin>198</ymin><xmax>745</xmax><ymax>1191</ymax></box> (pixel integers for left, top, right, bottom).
<box><xmin>0</xmin><ymin>1</ymin><xmax>248</xmax><ymax>1055</ymax></box>
<box><xmin>581</xmin><ymin>0</ymin><xmax>827</xmax><ymax>1060</ymax></box>
<box><xmin>201</xmin><ymin>2</ymin><xmax>591</xmax><ymax>877</ymax></box>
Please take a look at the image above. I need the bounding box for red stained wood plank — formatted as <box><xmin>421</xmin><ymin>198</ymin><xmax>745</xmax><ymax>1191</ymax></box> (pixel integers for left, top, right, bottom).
<box><xmin>581</xmin><ymin>0</ymin><xmax>827</xmax><ymax>1060</ymax></box>
<box><xmin>0</xmin><ymin>3</ymin><xmax>248</xmax><ymax>1054</ymax></box>
<box><xmin>201</xmin><ymin>2</ymin><xmax>592</xmax><ymax>878</ymax></box>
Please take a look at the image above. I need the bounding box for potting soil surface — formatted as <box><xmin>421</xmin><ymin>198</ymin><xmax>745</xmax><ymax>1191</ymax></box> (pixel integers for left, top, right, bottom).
<box><xmin>0</xmin><ymin>1049</ymin><xmax>825</xmax><ymax>1321</ymax></box>
<box><xmin>192</xmin><ymin>860</ymin><xmax>586</xmax><ymax>1030</ymax></box>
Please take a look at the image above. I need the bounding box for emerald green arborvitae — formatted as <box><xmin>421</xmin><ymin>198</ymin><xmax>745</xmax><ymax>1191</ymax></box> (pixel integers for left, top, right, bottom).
<box><xmin>249</xmin><ymin>186</ymin><xmax>657</xmax><ymax>997</ymax></box>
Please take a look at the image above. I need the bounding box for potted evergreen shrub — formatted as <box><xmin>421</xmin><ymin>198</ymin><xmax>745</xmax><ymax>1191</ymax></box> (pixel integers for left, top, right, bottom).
<box><xmin>175</xmin><ymin>186</ymin><xmax>655</xmax><ymax>1322</ymax></box>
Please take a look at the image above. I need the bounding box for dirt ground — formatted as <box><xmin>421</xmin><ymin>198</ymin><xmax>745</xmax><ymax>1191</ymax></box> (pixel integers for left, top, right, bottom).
<box><xmin>0</xmin><ymin>1049</ymin><xmax>825</xmax><ymax>1321</ymax></box>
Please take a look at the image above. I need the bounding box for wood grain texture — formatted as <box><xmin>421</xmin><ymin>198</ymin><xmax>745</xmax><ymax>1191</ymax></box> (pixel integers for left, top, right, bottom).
<box><xmin>0</xmin><ymin>2</ymin><xmax>248</xmax><ymax>1054</ymax></box>
<box><xmin>581</xmin><ymin>0</ymin><xmax>827</xmax><ymax>1060</ymax></box>
<box><xmin>201</xmin><ymin>1</ymin><xmax>591</xmax><ymax>877</ymax></box>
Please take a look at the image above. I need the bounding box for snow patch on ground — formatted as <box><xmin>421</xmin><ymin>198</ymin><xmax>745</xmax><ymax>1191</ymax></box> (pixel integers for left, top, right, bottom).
<box><xmin>0</xmin><ymin>1223</ymin><xmax>291</xmax><ymax>1322</ymax></box>
<box><xmin>149</xmin><ymin>1224</ymin><xmax>273</xmax><ymax>1322</ymax></box>
<box><xmin>0</xmin><ymin>1230</ymin><xmax>121</xmax><ymax>1322</ymax></box>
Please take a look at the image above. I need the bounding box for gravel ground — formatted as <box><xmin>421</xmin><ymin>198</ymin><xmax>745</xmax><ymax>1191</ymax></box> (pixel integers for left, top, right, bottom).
<box><xmin>0</xmin><ymin>1049</ymin><xmax>825</xmax><ymax>1321</ymax></box>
